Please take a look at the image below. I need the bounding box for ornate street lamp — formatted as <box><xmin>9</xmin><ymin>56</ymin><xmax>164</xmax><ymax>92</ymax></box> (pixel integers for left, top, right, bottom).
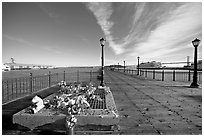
<box><xmin>137</xmin><ymin>56</ymin><xmax>140</xmax><ymax>75</ymax></box>
<box><xmin>100</xmin><ymin>38</ymin><xmax>106</xmax><ymax>87</ymax></box>
<box><xmin>190</xmin><ymin>38</ymin><xmax>200</xmax><ymax>88</ymax></box>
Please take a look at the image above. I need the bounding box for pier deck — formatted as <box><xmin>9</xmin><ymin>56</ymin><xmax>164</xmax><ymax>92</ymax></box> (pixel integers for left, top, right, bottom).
<box><xmin>2</xmin><ymin>69</ymin><xmax>202</xmax><ymax>135</ymax></box>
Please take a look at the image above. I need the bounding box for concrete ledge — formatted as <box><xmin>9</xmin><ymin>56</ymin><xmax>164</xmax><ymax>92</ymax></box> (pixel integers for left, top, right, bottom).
<box><xmin>2</xmin><ymin>85</ymin><xmax>60</xmax><ymax>130</ymax></box>
<box><xmin>13</xmin><ymin>87</ymin><xmax>119</xmax><ymax>131</ymax></box>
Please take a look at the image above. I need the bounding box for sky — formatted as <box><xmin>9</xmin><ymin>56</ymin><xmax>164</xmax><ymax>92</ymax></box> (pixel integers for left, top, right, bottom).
<box><xmin>2</xmin><ymin>2</ymin><xmax>202</xmax><ymax>67</ymax></box>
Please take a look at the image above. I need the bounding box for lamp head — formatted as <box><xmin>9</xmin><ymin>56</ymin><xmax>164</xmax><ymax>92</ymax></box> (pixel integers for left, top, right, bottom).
<box><xmin>100</xmin><ymin>38</ymin><xmax>106</xmax><ymax>46</ymax></box>
<box><xmin>192</xmin><ymin>38</ymin><xmax>200</xmax><ymax>47</ymax></box>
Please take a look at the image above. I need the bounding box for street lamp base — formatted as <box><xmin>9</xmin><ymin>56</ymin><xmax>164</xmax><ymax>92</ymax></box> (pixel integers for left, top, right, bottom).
<box><xmin>190</xmin><ymin>82</ymin><xmax>199</xmax><ymax>88</ymax></box>
<box><xmin>100</xmin><ymin>82</ymin><xmax>105</xmax><ymax>87</ymax></box>
<box><xmin>98</xmin><ymin>85</ymin><xmax>106</xmax><ymax>89</ymax></box>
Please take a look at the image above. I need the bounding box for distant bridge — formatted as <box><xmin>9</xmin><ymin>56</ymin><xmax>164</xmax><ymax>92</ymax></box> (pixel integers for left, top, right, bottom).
<box><xmin>161</xmin><ymin>62</ymin><xmax>192</xmax><ymax>64</ymax></box>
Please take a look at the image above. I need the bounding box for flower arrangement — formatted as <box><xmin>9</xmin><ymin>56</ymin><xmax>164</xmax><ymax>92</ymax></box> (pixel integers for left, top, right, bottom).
<box><xmin>44</xmin><ymin>81</ymin><xmax>102</xmax><ymax>129</ymax></box>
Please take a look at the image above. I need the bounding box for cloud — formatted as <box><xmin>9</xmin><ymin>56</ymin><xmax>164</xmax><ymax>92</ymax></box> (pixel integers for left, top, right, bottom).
<box><xmin>129</xmin><ymin>3</ymin><xmax>201</xmax><ymax>61</ymax></box>
<box><xmin>3</xmin><ymin>34</ymin><xmax>62</xmax><ymax>54</ymax></box>
<box><xmin>86</xmin><ymin>2</ymin><xmax>125</xmax><ymax>54</ymax></box>
<box><xmin>36</xmin><ymin>3</ymin><xmax>61</xmax><ymax>23</ymax></box>
<box><xmin>100</xmin><ymin>2</ymin><xmax>201</xmax><ymax>63</ymax></box>
<box><xmin>42</xmin><ymin>45</ymin><xmax>62</xmax><ymax>54</ymax></box>
<box><xmin>3</xmin><ymin>34</ymin><xmax>33</xmax><ymax>46</ymax></box>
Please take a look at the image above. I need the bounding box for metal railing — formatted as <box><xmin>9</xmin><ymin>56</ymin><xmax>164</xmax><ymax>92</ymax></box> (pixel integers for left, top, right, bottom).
<box><xmin>2</xmin><ymin>70</ymin><xmax>99</xmax><ymax>104</ymax></box>
<box><xmin>112</xmin><ymin>67</ymin><xmax>202</xmax><ymax>83</ymax></box>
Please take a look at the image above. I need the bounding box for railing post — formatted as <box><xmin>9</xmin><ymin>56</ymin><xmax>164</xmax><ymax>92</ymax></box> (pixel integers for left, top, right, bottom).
<box><xmin>77</xmin><ymin>70</ymin><xmax>79</xmax><ymax>82</ymax></box>
<box><xmin>7</xmin><ymin>80</ymin><xmax>9</xmax><ymax>101</ymax></box>
<box><xmin>188</xmin><ymin>70</ymin><xmax>191</xmax><ymax>81</ymax></box>
<box><xmin>16</xmin><ymin>78</ymin><xmax>18</xmax><ymax>98</ymax></box>
<box><xmin>11</xmin><ymin>79</ymin><xmax>14</xmax><ymax>99</ymax></box>
<box><xmin>23</xmin><ymin>78</ymin><xmax>25</xmax><ymax>94</ymax></box>
<box><xmin>48</xmin><ymin>71</ymin><xmax>51</xmax><ymax>87</ymax></box>
<box><xmin>56</xmin><ymin>73</ymin><xmax>59</xmax><ymax>82</ymax></box>
<box><xmin>19</xmin><ymin>78</ymin><xmax>21</xmax><ymax>95</ymax></box>
<box><xmin>145</xmin><ymin>69</ymin><xmax>147</xmax><ymax>77</ymax></box>
<box><xmin>90</xmin><ymin>70</ymin><xmax>92</xmax><ymax>82</ymax></box>
<box><xmin>153</xmin><ymin>69</ymin><xmax>155</xmax><ymax>79</ymax></box>
<box><xmin>63</xmin><ymin>71</ymin><xmax>66</xmax><ymax>81</ymax></box>
<box><xmin>173</xmin><ymin>70</ymin><xmax>175</xmax><ymax>81</ymax></box>
<box><xmin>162</xmin><ymin>70</ymin><xmax>164</xmax><ymax>81</ymax></box>
<box><xmin>30</xmin><ymin>73</ymin><xmax>33</xmax><ymax>94</ymax></box>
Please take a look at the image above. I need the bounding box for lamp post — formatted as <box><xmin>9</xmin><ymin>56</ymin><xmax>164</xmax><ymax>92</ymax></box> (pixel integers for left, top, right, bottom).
<box><xmin>124</xmin><ymin>61</ymin><xmax>125</xmax><ymax>72</ymax></box>
<box><xmin>190</xmin><ymin>38</ymin><xmax>200</xmax><ymax>88</ymax></box>
<box><xmin>137</xmin><ymin>56</ymin><xmax>140</xmax><ymax>75</ymax></box>
<box><xmin>100</xmin><ymin>38</ymin><xmax>106</xmax><ymax>87</ymax></box>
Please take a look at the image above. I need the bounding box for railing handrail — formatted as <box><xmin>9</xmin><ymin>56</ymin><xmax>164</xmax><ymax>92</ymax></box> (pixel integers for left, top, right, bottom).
<box><xmin>2</xmin><ymin>69</ymin><xmax>100</xmax><ymax>104</ymax></box>
<box><xmin>118</xmin><ymin>67</ymin><xmax>202</xmax><ymax>71</ymax></box>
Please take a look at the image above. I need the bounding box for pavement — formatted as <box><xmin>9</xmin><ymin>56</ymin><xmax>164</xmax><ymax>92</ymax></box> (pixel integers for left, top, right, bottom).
<box><xmin>2</xmin><ymin>69</ymin><xmax>202</xmax><ymax>135</ymax></box>
<box><xmin>105</xmin><ymin>69</ymin><xmax>202</xmax><ymax>135</ymax></box>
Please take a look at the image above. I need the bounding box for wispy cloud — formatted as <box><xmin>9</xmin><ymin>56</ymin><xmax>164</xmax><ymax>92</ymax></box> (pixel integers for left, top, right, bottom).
<box><xmin>42</xmin><ymin>45</ymin><xmax>62</xmax><ymax>54</ymax></box>
<box><xmin>88</xmin><ymin>2</ymin><xmax>202</xmax><ymax>62</ymax></box>
<box><xmin>128</xmin><ymin>3</ymin><xmax>202</xmax><ymax>61</ymax></box>
<box><xmin>3</xmin><ymin>34</ymin><xmax>62</xmax><ymax>54</ymax></box>
<box><xmin>86</xmin><ymin>2</ymin><xmax>125</xmax><ymax>54</ymax></box>
<box><xmin>36</xmin><ymin>3</ymin><xmax>61</xmax><ymax>24</ymax></box>
<box><xmin>3</xmin><ymin>34</ymin><xmax>33</xmax><ymax>46</ymax></box>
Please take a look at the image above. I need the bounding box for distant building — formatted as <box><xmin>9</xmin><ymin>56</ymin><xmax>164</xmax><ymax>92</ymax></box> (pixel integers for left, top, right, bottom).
<box><xmin>3</xmin><ymin>63</ymin><xmax>55</xmax><ymax>70</ymax></box>
<box><xmin>139</xmin><ymin>61</ymin><xmax>162</xmax><ymax>68</ymax></box>
<box><xmin>190</xmin><ymin>60</ymin><xmax>202</xmax><ymax>70</ymax></box>
<box><xmin>2</xmin><ymin>64</ymin><xmax>11</xmax><ymax>71</ymax></box>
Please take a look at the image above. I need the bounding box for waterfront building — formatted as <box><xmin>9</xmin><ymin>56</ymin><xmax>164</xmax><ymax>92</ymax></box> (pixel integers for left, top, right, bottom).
<box><xmin>139</xmin><ymin>61</ymin><xmax>162</xmax><ymax>68</ymax></box>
